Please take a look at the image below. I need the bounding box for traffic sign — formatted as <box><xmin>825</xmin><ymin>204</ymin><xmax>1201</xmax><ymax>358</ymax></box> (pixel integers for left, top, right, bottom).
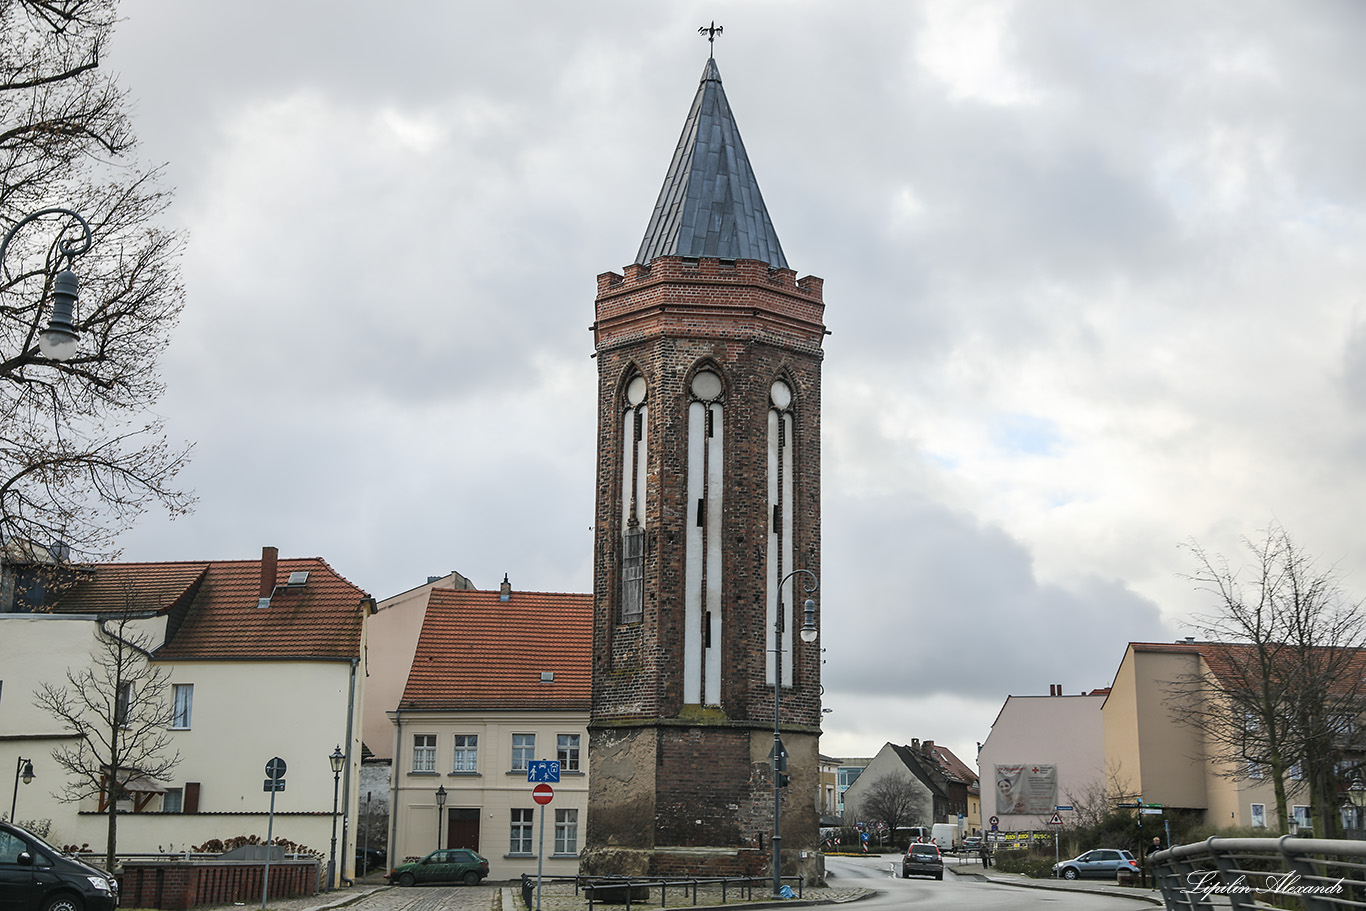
<box><xmin>1141</xmin><ymin>808</ymin><xmax>1163</xmax><ymax>815</ymax></box>
<box><xmin>263</xmin><ymin>779</ymin><xmax>286</xmax><ymax>792</ymax></box>
<box><xmin>1055</xmin><ymin>805</ymin><xmax>1073</xmax><ymax>811</ymax></box>
<box><xmin>989</xmin><ymin>815</ymin><xmax>999</xmax><ymax>826</ymax></box>
<box><xmin>532</xmin><ymin>783</ymin><xmax>554</xmax><ymax>805</ymax></box>
<box><xmin>527</xmin><ymin>760</ymin><xmax>561</xmax><ymax>783</ymax></box>
<box><xmin>265</xmin><ymin>757</ymin><xmax>287</xmax><ymax>780</ymax></box>
<box><xmin>1048</xmin><ymin>813</ymin><xmax>1063</xmax><ymax>826</ymax></box>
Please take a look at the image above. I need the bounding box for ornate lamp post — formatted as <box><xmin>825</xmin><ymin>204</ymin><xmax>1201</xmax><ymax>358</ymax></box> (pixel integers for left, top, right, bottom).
<box><xmin>772</xmin><ymin>569</ymin><xmax>818</xmax><ymax>899</ymax></box>
<box><xmin>0</xmin><ymin>207</ymin><xmax>93</xmax><ymax>362</ymax></box>
<box><xmin>435</xmin><ymin>785</ymin><xmax>448</xmax><ymax>849</ymax></box>
<box><xmin>327</xmin><ymin>746</ymin><xmax>344</xmax><ymax>890</ymax></box>
<box><xmin>10</xmin><ymin>757</ymin><xmax>34</xmax><ymax>821</ymax></box>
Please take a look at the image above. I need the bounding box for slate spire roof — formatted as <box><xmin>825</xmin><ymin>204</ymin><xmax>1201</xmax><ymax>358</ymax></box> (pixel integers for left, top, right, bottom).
<box><xmin>635</xmin><ymin>57</ymin><xmax>788</xmax><ymax>269</ymax></box>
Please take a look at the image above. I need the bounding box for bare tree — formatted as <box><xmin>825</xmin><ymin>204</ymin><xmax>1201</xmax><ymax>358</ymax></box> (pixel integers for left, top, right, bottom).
<box><xmin>34</xmin><ymin>614</ymin><xmax>179</xmax><ymax>870</ymax></box>
<box><xmin>850</xmin><ymin>773</ymin><xmax>927</xmax><ymax>844</ymax></box>
<box><xmin>1</xmin><ymin>0</ymin><xmax>192</xmax><ymax>563</ymax></box>
<box><xmin>1170</xmin><ymin>525</ymin><xmax>1366</xmax><ymax>836</ymax></box>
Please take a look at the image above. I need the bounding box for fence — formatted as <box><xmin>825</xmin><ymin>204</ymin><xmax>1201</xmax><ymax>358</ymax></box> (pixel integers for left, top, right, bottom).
<box><xmin>1152</xmin><ymin>836</ymin><xmax>1366</xmax><ymax>911</ymax></box>
<box><xmin>519</xmin><ymin>874</ymin><xmax>805</xmax><ymax>911</ymax></box>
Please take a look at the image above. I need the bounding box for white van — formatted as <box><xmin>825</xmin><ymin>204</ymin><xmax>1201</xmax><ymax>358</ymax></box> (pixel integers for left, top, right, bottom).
<box><xmin>930</xmin><ymin>823</ymin><xmax>959</xmax><ymax>852</ymax></box>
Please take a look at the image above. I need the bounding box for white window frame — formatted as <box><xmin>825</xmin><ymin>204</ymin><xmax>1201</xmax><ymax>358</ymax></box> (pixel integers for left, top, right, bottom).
<box><xmin>1251</xmin><ymin>803</ymin><xmax>1266</xmax><ymax>828</ymax></box>
<box><xmin>453</xmin><ymin>734</ymin><xmax>478</xmax><ymax>772</ymax></box>
<box><xmin>512</xmin><ymin>734</ymin><xmax>535</xmax><ymax>771</ymax></box>
<box><xmin>412</xmin><ymin>734</ymin><xmax>437</xmax><ymax>773</ymax></box>
<box><xmin>510</xmin><ymin>808</ymin><xmax>533</xmax><ymax>854</ymax></box>
<box><xmin>162</xmin><ymin>788</ymin><xmax>183</xmax><ymax>813</ymax></box>
<box><xmin>171</xmin><ymin>684</ymin><xmax>193</xmax><ymax>730</ymax></box>
<box><xmin>557</xmin><ymin>734</ymin><xmax>581</xmax><ymax>772</ymax></box>
<box><xmin>554</xmin><ymin>808</ymin><xmax>579</xmax><ymax>855</ymax></box>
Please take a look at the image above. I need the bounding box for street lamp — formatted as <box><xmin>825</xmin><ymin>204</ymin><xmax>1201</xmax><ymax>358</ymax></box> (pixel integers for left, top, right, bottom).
<box><xmin>772</xmin><ymin>568</ymin><xmax>818</xmax><ymax>899</ymax></box>
<box><xmin>327</xmin><ymin>746</ymin><xmax>344</xmax><ymax>891</ymax></box>
<box><xmin>10</xmin><ymin>757</ymin><xmax>34</xmax><ymax>821</ymax></box>
<box><xmin>0</xmin><ymin>207</ymin><xmax>93</xmax><ymax>362</ymax></box>
<box><xmin>435</xmin><ymin>785</ymin><xmax>448</xmax><ymax>850</ymax></box>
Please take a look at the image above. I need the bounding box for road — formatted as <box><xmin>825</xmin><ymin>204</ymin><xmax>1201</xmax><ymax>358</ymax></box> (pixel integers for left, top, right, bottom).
<box><xmin>825</xmin><ymin>854</ymin><xmax>1151</xmax><ymax>910</ymax></box>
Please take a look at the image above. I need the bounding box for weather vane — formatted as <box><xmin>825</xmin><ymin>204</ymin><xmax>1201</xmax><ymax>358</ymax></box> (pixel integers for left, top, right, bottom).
<box><xmin>698</xmin><ymin>21</ymin><xmax>723</xmax><ymax>57</ymax></box>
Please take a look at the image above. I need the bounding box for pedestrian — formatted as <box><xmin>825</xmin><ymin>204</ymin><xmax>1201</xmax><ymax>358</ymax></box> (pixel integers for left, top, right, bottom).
<box><xmin>1145</xmin><ymin>836</ymin><xmax>1163</xmax><ymax>889</ymax></box>
<box><xmin>979</xmin><ymin>842</ymin><xmax>991</xmax><ymax>869</ymax></box>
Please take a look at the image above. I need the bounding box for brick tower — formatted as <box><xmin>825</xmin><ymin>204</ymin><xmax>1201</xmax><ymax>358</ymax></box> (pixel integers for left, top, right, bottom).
<box><xmin>583</xmin><ymin>54</ymin><xmax>827</xmax><ymax>880</ymax></box>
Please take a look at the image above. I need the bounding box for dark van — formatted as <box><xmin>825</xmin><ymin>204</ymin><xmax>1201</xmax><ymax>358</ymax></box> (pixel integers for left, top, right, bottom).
<box><xmin>0</xmin><ymin>821</ymin><xmax>119</xmax><ymax>911</ymax></box>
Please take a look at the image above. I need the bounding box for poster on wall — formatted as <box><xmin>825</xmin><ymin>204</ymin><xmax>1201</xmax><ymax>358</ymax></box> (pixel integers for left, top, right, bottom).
<box><xmin>994</xmin><ymin>764</ymin><xmax>1057</xmax><ymax>815</ymax></box>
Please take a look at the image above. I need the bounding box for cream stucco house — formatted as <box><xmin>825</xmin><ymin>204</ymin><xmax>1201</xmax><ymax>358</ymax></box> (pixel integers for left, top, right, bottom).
<box><xmin>387</xmin><ymin>580</ymin><xmax>590</xmax><ymax>881</ymax></box>
<box><xmin>0</xmin><ymin>547</ymin><xmax>370</xmax><ymax>884</ymax></box>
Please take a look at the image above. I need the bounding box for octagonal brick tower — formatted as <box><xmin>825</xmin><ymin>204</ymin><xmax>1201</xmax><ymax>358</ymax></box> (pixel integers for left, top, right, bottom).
<box><xmin>582</xmin><ymin>56</ymin><xmax>827</xmax><ymax>880</ymax></box>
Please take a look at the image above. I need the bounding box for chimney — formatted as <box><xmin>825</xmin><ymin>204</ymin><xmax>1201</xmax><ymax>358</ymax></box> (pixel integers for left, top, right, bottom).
<box><xmin>922</xmin><ymin>740</ymin><xmax>934</xmax><ymax>756</ymax></box>
<box><xmin>499</xmin><ymin>573</ymin><xmax>511</xmax><ymax>601</ymax></box>
<box><xmin>260</xmin><ymin>546</ymin><xmax>278</xmax><ymax>599</ymax></box>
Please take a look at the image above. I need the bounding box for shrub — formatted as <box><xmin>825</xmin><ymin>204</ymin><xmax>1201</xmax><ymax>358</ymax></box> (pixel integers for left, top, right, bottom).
<box><xmin>994</xmin><ymin>849</ymin><xmax>1056</xmax><ymax>879</ymax></box>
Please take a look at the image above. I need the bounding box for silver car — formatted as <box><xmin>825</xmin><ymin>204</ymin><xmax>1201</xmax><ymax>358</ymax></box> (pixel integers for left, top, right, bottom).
<box><xmin>1053</xmin><ymin>848</ymin><xmax>1140</xmax><ymax>880</ymax></box>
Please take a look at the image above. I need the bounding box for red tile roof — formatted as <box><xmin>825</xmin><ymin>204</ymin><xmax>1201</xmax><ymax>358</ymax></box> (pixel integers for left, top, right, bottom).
<box><xmin>49</xmin><ymin>555</ymin><xmax>368</xmax><ymax>661</ymax></box>
<box><xmin>399</xmin><ymin>588</ymin><xmax>591</xmax><ymax>712</ymax></box>
<box><xmin>931</xmin><ymin>744</ymin><xmax>978</xmax><ymax>787</ymax></box>
<box><xmin>49</xmin><ymin>562</ymin><xmax>209</xmax><ymax>616</ymax></box>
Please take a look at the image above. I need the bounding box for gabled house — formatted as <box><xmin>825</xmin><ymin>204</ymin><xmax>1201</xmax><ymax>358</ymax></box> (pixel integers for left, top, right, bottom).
<box><xmin>387</xmin><ymin>579</ymin><xmax>590</xmax><ymax>880</ymax></box>
<box><xmin>0</xmin><ymin>546</ymin><xmax>370</xmax><ymax>884</ymax></box>
<box><xmin>841</xmin><ymin>740</ymin><xmax>977</xmax><ymax>837</ymax></box>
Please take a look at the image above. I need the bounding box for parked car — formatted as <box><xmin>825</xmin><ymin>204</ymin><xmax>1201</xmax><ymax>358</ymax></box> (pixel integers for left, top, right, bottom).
<box><xmin>356</xmin><ymin>847</ymin><xmax>386</xmax><ymax>874</ymax></box>
<box><xmin>389</xmin><ymin>848</ymin><xmax>489</xmax><ymax>886</ymax></box>
<box><xmin>1052</xmin><ymin>848</ymin><xmax>1140</xmax><ymax>880</ymax></box>
<box><xmin>962</xmin><ymin>836</ymin><xmax>983</xmax><ymax>851</ymax></box>
<box><xmin>930</xmin><ymin>823</ymin><xmax>959</xmax><ymax>852</ymax></box>
<box><xmin>0</xmin><ymin>820</ymin><xmax>120</xmax><ymax>911</ymax></box>
<box><xmin>901</xmin><ymin>842</ymin><xmax>944</xmax><ymax>880</ymax></box>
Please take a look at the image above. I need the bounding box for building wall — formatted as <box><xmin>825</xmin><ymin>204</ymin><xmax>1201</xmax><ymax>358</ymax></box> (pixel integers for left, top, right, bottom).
<box><xmin>1104</xmin><ymin>647</ymin><xmax>1208</xmax><ymax>810</ymax></box>
<box><xmin>1</xmin><ymin>613</ymin><xmax>362</xmax><ymax>879</ymax></box>
<box><xmin>389</xmin><ymin>709</ymin><xmax>589</xmax><ymax>881</ymax></box>
<box><xmin>840</xmin><ymin>744</ymin><xmax>933</xmax><ymax>830</ymax></box>
<box><xmin>362</xmin><ymin>573</ymin><xmax>471</xmax><ymax>761</ymax></box>
<box><xmin>978</xmin><ymin>692</ymin><xmax>1106</xmax><ymax>832</ymax></box>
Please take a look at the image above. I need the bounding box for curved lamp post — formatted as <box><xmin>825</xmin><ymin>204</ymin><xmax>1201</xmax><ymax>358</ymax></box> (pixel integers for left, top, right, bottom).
<box><xmin>0</xmin><ymin>207</ymin><xmax>93</xmax><ymax>362</ymax></box>
<box><xmin>435</xmin><ymin>785</ymin><xmax>448</xmax><ymax>850</ymax></box>
<box><xmin>10</xmin><ymin>757</ymin><xmax>34</xmax><ymax>821</ymax></box>
<box><xmin>772</xmin><ymin>568</ymin><xmax>818</xmax><ymax>899</ymax></box>
<box><xmin>1349</xmin><ymin>776</ymin><xmax>1366</xmax><ymax>832</ymax></box>
<box><xmin>327</xmin><ymin>746</ymin><xmax>344</xmax><ymax>890</ymax></box>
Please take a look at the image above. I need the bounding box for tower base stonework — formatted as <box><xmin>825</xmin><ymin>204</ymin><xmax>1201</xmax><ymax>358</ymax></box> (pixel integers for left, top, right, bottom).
<box><xmin>582</xmin><ymin>726</ymin><xmax>823</xmax><ymax>882</ymax></box>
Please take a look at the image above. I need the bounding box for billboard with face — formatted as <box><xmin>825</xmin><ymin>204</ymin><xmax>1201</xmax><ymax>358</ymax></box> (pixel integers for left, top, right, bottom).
<box><xmin>994</xmin><ymin>764</ymin><xmax>1057</xmax><ymax>815</ymax></box>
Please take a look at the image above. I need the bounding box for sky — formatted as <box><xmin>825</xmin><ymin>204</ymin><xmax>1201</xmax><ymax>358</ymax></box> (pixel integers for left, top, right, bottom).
<box><xmin>95</xmin><ymin>0</ymin><xmax>1366</xmax><ymax>770</ymax></box>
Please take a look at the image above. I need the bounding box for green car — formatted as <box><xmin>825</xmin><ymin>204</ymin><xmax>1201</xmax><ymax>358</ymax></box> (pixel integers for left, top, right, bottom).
<box><xmin>388</xmin><ymin>848</ymin><xmax>489</xmax><ymax>886</ymax></box>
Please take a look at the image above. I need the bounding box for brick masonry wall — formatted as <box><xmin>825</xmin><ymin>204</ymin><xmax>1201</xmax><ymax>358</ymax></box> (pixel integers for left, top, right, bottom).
<box><xmin>118</xmin><ymin>860</ymin><xmax>318</xmax><ymax>911</ymax></box>
<box><xmin>586</xmin><ymin>255</ymin><xmax>826</xmax><ymax>867</ymax></box>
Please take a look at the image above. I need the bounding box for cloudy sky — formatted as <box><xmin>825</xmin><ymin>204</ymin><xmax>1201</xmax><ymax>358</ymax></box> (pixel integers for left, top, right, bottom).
<box><xmin>98</xmin><ymin>0</ymin><xmax>1366</xmax><ymax>767</ymax></box>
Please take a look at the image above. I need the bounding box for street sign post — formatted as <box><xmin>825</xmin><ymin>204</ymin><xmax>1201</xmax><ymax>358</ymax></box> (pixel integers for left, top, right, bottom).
<box><xmin>261</xmin><ymin>757</ymin><xmax>286</xmax><ymax>910</ymax></box>
<box><xmin>531</xmin><ymin>784</ymin><xmax>554</xmax><ymax>911</ymax></box>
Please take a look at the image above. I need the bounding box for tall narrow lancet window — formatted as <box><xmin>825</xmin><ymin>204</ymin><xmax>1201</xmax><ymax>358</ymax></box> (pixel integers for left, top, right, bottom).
<box><xmin>766</xmin><ymin>379</ymin><xmax>795</xmax><ymax>687</ymax></box>
<box><xmin>620</xmin><ymin>375</ymin><xmax>648</xmax><ymax>623</ymax></box>
<box><xmin>684</xmin><ymin>368</ymin><xmax>724</xmax><ymax>704</ymax></box>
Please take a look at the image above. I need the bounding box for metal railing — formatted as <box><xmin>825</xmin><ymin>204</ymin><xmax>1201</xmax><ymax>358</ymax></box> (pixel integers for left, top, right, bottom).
<box><xmin>519</xmin><ymin>874</ymin><xmax>804</xmax><ymax>911</ymax></box>
<box><xmin>1152</xmin><ymin>836</ymin><xmax>1366</xmax><ymax>911</ymax></box>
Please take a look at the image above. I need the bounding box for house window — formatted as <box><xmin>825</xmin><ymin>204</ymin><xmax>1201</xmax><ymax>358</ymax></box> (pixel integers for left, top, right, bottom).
<box><xmin>116</xmin><ymin>681</ymin><xmax>134</xmax><ymax>727</ymax></box>
<box><xmin>554</xmin><ymin>808</ymin><xmax>579</xmax><ymax>855</ymax></box>
<box><xmin>171</xmin><ymin>684</ymin><xmax>193</xmax><ymax>729</ymax></box>
<box><xmin>163</xmin><ymin>788</ymin><xmax>183</xmax><ymax>813</ymax></box>
<box><xmin>453</xmin><ymin>735</ymin><xmax>478</xmax><ymax>772</ymax></box>
<box><xmin>512</xmin><ymin>734</ymin><xmax>535</xmax><ymax>771</ymax></box>
<box><xmin>557</xmin><ymin>734</ymin><xmax>580</xmax><ymax>772</ymax></box>
<box><xmin>510</xmin><ymin>808</ymin><xmax>533</xmax><ymax>854</ymax></box>
<box><xmin>413</xmin><ymin>734</ymin><xmax>437</xmax><ymax>773</ymax></box>
<box><xmin>1251</xmin><ymin>804</ymin><xmax>1266</xmax><ymax>828</ymax></box>
<box><xmin>1292</xmin><ymin>805</ymin><xmax>1311</xmax><ymax>832</ymax></box>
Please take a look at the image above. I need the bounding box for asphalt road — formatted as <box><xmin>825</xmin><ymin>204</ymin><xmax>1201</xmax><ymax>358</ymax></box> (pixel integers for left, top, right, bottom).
<box><xmin>825</xmin><ymin>854</ymin><xmax>1153</xmax><ymax>910</ymax></box>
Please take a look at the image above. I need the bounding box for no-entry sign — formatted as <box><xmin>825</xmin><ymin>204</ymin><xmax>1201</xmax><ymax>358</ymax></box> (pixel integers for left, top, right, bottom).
<box><xmin>532</xmin><ymin>783</ymin><xmax>554</xmax><ymax>805</ymax></box>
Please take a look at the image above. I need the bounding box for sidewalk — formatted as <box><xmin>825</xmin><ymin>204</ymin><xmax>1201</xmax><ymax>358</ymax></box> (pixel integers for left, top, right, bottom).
<box><xmin>945</xmin><ymin>859</ymin><xmax>1163</xmax><ymax>905</ymax></box>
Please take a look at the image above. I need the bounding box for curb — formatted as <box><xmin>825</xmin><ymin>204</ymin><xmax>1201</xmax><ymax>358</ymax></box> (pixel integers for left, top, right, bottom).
<box><xmin>945</xmin><ymin>865</ymin><xmax>1163</xmax><ymax>905</ymax></box>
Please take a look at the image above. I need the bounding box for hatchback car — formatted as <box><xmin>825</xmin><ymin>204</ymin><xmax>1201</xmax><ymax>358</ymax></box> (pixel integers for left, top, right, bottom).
<box><xmin>389</xmin><ymin>848</ymin><xmax>489</xmax><ymax>886</ymax></box>
<box><xmin>901</xmin><ymin>842</ymin><xmax>944</xmax><ymax>880</ymax></box>
<box><xmin>0</xmin><ymin>820</ymin><xmax>120</xmax><ymax>911</ymax></box>
<box><xmin>1052</xmin><ymin>848</ymin><xmax>1140</xmax><ymax>880</ymax></box>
